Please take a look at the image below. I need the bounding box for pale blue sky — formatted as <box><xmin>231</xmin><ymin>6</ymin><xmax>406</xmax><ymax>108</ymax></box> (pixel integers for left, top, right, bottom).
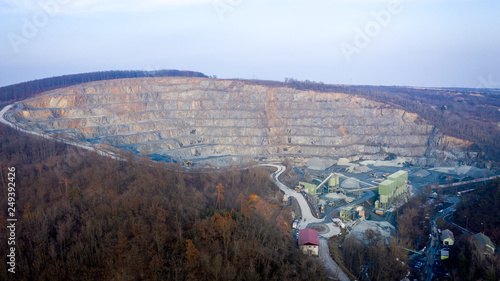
<box><xmin>1</xmin><ymin>0</ymin><xmax>499</xmax><ymax>88</ymax></box>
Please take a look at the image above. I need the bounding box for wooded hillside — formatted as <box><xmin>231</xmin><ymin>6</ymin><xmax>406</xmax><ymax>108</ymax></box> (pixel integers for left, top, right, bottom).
<box><xmin>444</xmin><ymin>180</ymin><xmax>500</xmax><ymax>281</ymax></box>
<box><xmin>451</xmin><ymin>179</ymin><xmax>500</xmax><ymax>244</ymax></box>
<box><xmin>0</xmin><ymin>125</ymin><xmax>326</xmax><ymax>280</ymax></box>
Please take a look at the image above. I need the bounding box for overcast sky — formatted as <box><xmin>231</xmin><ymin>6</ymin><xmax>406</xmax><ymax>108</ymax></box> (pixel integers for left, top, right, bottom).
<box><xmin>1</xmin><ymin>0</ymin><xmax>499</xmax><ymax>88</ymax></box>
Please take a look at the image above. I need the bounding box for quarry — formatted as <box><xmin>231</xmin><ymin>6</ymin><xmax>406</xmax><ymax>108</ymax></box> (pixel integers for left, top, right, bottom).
<box><xmin>3</xmin><ymin>77</ymin><xmax>477</xmax><ymax>168</ymax></box>
<box><xmin>4</xmin><ymin>75</ymin><xmax>493</xmax><ymax>224</ymax></box>
<box><xmin>2</xmin><ymin>76</ymin><xmax>498</xmax><ymax>280</ymax></box>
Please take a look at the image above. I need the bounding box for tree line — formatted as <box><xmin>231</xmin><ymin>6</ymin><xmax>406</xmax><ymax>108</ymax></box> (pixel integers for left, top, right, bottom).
<box><xmin>0</xmin><ymin>69</ymin><xmax>207</xmax><ymax>105</ymax></box>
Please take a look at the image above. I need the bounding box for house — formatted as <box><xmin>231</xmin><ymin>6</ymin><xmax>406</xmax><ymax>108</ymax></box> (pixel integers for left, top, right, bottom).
<box><xmin>299</xmin><ymin>228</ymin><xmax>319</xmax><ymax>256</ymax></box>
<box><xmin>473</xmin><ymin>233</ymin><xmax>496</xmax><ymax>255</ymax></box>
<box><xmin>441</xmin><ymin>229</ymin><xmax>455</xmax><ymax>246</ymax></box>
<box><xmin>441</xmin><ymin>249</ymin><xmax>449</xmax><ymax>260</ymax></box>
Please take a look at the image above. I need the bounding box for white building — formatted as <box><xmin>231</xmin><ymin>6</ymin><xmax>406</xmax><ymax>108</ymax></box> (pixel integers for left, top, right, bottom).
<box><xmin>299</xmin><ymin>228</ymin><xmax>319</xmax><ymax>256</ymax></box>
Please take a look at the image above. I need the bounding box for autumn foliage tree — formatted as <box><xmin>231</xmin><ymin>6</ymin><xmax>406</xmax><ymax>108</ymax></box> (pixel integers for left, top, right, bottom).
<box><xmin>185</xmin><ymin>239</ymin><xmax>200</xmax><ymax>264</ymax></box>
<box><xmin>215</xmin><ymin>183</ymin><xmax>225</xmax><ymax>209</ymax></box>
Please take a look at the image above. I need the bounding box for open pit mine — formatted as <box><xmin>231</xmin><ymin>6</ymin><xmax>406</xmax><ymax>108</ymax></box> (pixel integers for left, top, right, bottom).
<box><xmin>4</xmin><ymin>77</ymin><xmax>475</xmax><ymax>166</ymax></box>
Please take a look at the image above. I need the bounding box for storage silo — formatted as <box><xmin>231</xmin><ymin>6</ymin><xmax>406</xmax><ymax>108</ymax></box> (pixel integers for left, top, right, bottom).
<box><xmin>378</xmin><ymin>179</ymin><xmax>394</xmax><ymax>207</ymax></box>
<box><xmin>328</xmin><ymin>176</ymin><xmax>339</xmax><ymax>188</ymax></box>
<box><xmin>388</xmin><ymin>170</ymin><xmax>408</xmax><ymax>197</ymax></box>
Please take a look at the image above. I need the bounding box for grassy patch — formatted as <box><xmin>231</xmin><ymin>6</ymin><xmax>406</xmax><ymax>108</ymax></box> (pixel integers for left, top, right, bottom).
<box><xmin>330</xmin><ymin>228</ymin><xmax>348</xmax><ymax>244</ymax></box>
<box><xmin>328</xmin><ymin>238</ymin><xmax>357</xmax><ymax>280</ymax></box>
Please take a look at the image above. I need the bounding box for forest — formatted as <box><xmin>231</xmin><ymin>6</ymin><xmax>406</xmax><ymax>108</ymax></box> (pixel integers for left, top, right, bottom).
<box><xmin>443</xmin><ymin>179</ymin><xmax>500</xmax><ymax>280</ymax></box>
<box><xmin>451</xmin><ymin>179</ymin><xmax>500</xmax><ymax>245</ymax></box>
<box><xmin>329</xmin><ymin>194</ymin><xmax>432</xmax><ymax>281</ymax></box>
<box><xmin>330</xmin><ymin>227</ymin><xmax>409</xmax><ymax>281</ymax></box>
<box><xmin>0</xmin><ymin>124</ymin><xmax>326</xmax><ymax>280</ymax></box>
<box><xmin>442</xmin><ymin>232</ymin><xmax>500</xmax><ymax>281</ymax></box>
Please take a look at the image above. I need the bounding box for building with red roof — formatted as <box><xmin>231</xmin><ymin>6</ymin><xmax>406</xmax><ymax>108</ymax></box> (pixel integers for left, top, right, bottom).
<box><xmin>299</xmin><ymin>228</ymin><xmax>319</xmax><ymax>256</ymax></box>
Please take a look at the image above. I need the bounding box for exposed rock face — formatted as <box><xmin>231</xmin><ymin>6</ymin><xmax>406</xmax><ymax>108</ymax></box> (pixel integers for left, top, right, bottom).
<box><xmin>6</xmin><ymin>77</ymin><xmax>474</xmax><ymax>166</ymax></box>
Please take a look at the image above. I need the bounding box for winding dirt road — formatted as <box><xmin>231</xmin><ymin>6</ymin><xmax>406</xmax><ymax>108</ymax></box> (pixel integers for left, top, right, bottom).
<box><xmin>260</xmin><ymin>164</ymin><xmax>350</xmax><ymax>281</ymax></box>
<box><xmin>1</xmin><ymin>104</ymin><xmax>118</xmax><ymax>159</ymax></box>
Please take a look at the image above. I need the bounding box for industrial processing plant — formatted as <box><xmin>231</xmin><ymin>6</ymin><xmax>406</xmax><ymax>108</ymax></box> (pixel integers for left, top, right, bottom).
<box><xmin>296</xmin><ymin>169</ymin><xmax>410</xmax><ymax>219</ymax></box>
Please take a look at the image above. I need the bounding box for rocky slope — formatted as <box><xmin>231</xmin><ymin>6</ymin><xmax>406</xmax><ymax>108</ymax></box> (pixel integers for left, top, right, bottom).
<box><xmin>5</xmin><ymin>77</ymin><xmax>477</xmax><ymax>166</ymax></box>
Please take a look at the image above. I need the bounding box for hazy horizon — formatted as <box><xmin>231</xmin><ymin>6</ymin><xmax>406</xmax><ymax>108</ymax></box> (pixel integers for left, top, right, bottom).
<box><xmin>1</xmin><ymin>0</ymin><xmax>499</xmax><ymax>89</ymax></box>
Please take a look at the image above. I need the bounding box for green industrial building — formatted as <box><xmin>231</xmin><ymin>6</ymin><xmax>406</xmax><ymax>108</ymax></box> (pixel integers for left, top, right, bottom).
<box><xmin>299</xmin><ymin>182</ymin><xmax>317</xmax><ymax>194</ymax></box>
<box><xmin>340</xmin><ymin>206</ymin><xmax>355</xmax><ymax>221</ymax></box>
<box><xmin>378</xmin><ymin>170</ymin><xmax>408</xmax><ymax>209</ymax></box>
<box><xmin>327</xmin><ymin>176</ymin><xmax>340</xmax><ymax>193</ymax></box>
<box><xmin>301</xmin><ymin>175</ymin><xmax>340</xmax><ymax>194</ymax></box>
